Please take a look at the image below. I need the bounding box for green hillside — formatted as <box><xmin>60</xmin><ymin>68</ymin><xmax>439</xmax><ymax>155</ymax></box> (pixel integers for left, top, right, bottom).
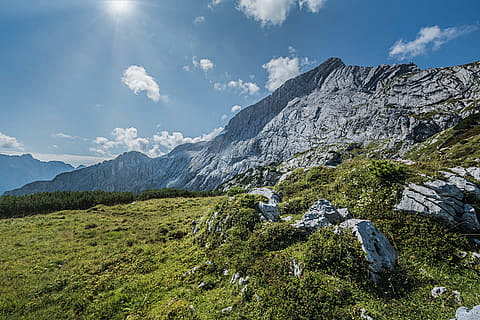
<box><xmin>1</xmin><ymin>158</ymin><xmax>479</xmax><ymax>319</ymax></box>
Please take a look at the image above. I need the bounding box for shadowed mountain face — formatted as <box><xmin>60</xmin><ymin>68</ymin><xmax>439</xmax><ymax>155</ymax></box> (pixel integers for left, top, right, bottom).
<box><xmin>0</xmin><ymin>154</ymin><xmax>75</xmax><ymax>195</ymax></box>
<box><xmin>6</xmin><ymin>58</ymin><xmax>480</xmax><ymax>196</ymax></box>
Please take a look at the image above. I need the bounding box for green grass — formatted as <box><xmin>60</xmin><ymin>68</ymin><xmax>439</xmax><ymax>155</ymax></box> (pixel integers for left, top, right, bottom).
<box><xmin>406</xmin><ymin>112</ymin><xmax>480</xmax><ymax>167</ymax></box>
<box><xmin>1</xmin><ymin>159</ymin><xmax>479</xmax><ymax>319</ymax></box>
<box><xmin>0</xmin><ymin>197</ymin><xmax>235</xmax><ymax>320</ymax></box>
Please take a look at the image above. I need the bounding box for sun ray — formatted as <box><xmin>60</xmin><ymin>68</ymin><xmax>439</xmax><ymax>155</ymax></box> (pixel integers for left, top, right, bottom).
<box><xmin>105</xmin><ymin>0</ymin><xmax>134</xmax><ymax>16</ymax></box>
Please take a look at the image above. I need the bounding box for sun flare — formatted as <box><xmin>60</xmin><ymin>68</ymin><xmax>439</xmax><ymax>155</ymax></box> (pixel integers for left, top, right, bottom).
<box><xmin>106</xmin><ymin>0</ymin><xmax>134</xmax><ymax>16</ymax></box>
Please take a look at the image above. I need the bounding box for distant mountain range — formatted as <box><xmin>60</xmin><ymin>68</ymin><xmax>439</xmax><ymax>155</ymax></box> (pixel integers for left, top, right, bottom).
<box><xmin>0</xmin><ymin>154</ymin><xmax>77</xmax><ymax>195</ymax></box>
<box><xmin>5</xmin><ymin>58</ymin><xmax>480</xmax><ymax>196</ymax></box>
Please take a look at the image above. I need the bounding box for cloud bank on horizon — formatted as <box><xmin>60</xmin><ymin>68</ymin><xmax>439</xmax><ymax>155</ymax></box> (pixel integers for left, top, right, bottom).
<box><xmin>91</xmin><ymin>127</ymin><xmax>224</xmax><ymax>158</ymax></box>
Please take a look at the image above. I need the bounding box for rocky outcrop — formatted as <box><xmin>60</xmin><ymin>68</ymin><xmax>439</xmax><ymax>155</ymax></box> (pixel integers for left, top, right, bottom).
<box><xmin>220</xmin><ymin>166</ymin><xmax>284</xmax><ymax>191</ymax></box>
<box><xmin>451</xmin><ymin>167</ymin><xmax>480</xmax><ymax>183</ymax></box>
<box><xmin>8</xmin><ymin>59</ymin><xmax>480</xmax><ymax>195</ymax></box>
<box><xmin>395</xmin><ymin>179</ymin><xmax>480</xmax><ymax>232</ymax></box>
<box><xmin>442</xmin><ymin>171</ymin><xmax>480</xmax><ymax>200</ymax></box>
<box><xmin>450</xmin><ymin>306</ymin><xmax>480</xmax><ymax>320</ymax></box>
<box><xmin>291</xmin><ymin>200</ymin><xmax>397</xmax><ymax>282</ymax></box>
<box><xmin>248</xmin><ymin>188</ymin><xmax>281</xmax><ymax>221</ymax></box>
<box><xmin>292</xmin><ymin>200</ymin><xmax>348</xmax><ymax>231</ymax></box>
<box><xmin>338</xmin><ymin>219</ymin><xmax>398</xmax><ymax>281</ymax></box>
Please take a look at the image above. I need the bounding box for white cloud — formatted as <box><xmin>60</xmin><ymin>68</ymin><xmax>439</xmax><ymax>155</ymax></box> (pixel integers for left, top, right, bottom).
<box><xmin>209</xmin><ymin>0</ymin><xmax>223</xmax><ymax>8</ymax></box>
<box><xmin>231</xmin><ymin>105</ymin><xmax>242</xmax><ymax>113</ymax></box>
<box><xmin>193</xmin><ymin>57</ymin><xmax>215</xmax><ymax>72</ymax></box>
<box><xmin>183</xmin><ymin>65</ymin><xmax>191</xmax><ymax>72</ymax></box>
<box><xmin>227</xmin><ymin>79</ymin><xmax>260</xmax><ymax>95</ymax></box>
<box><xmin>389</xmin><ymin>25</ymin><xmax>479</xmax><ymax>60</ymax></box>
<box><xmin>213</xmin><ymin>82</ymin><xmax>226</xmax><ymax>91</ymax></box>
<box><xmin>91</xmin><ymin>127</ymin><xmax>150</xmax><ymax>156</ymax></box>
<box><xmin>238</xmin><ymin>0</ymin><xmax>295</xmax><ymax>26</ymax></box>
<box><xmin>91</xmin><ymin>127</ymin><xmax>224</xmax><ymax>158</ymax></box>
<box><xmin>237</xmin><ymin>0</ymin><xmax>327</xmax><ymax>26</ymax></box>
<box><xmin>148</xmin><ymin>127</ymin><xmax>224</xmax><ymax>157</ymax></box>
<box><xmin>122</xmin><ymin>65</ymin><xmax>167</xmax><ymax>102</ymax></box>
<box><xmin>299</xmin><ymin>0</ymin><xmax>326</xmax><ymax>12</ymax></box>
<box><xmin>221</xmin><ymin>114</ymin><xmax>229</xmax><ymax>121</ymax></box>
<box><xmin>0</xmin><ymin>132</ymin><xmax>23</xmax><ymax>150</ymax></box>
<box><xmin>263</xmin><ymin>56</ymin><xmax>301</xmax><ymax>91</ymax></box>
<box><xmin>194</xmin><ymin>16</ymin><xmax>206</xmax><ymax>24</ymax></box>
<box><xmin>53</xmin><ymin>133</ymin><xmax>75</xmax><ymax>139</ymax></box>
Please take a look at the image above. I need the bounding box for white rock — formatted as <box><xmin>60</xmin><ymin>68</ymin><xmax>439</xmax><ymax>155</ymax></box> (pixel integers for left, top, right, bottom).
<box><xmin>292</xmin><ymin>200</ymin><xmax>346</xmax><ymax>231</ymax></box>
<box><xmin>466</xmin><ymin>167</ymin><xmax>480</xmax><ymax>182</ymax></box>
<box><xmin>290</xmin><ymin>259</ymin><xmax>303</xmax><ymax>278</ymax></box>
<box><xmin>395</xmin><ymin>181</ymin><xmax>480</xmax><ymax>232</ymax></box>
<box><xmin>338</xmin><ymin>219</ymin><xmax>397</xmax><ymax>282</ymax></box>
<box><xmin>221</xmin><ymin>306</ymin><xmax>233</xmax><ymax>313</ymax></box>
<box><xmin>360</xmin><ymin>308</ymin><xmax>374</xmax><ymax>320</ymax></box>
<box><xmin>431</xmin><ymin>286</ymin><xmax>447</xmax><ymax>298</ymax></box>
<box><xmin>337</xmin><ymin>208</ymin><xmax>352</xmax><ymax>220</ymax></box>
<box><xmin>452</xmin><ymin>291</ymin><xmax>462</xmax><ymax>304</ymax></box>
<box><xmin>248</xmin><ymin>188</ymin><xmax>281</xmax><ymax>221</ymax></box>
<box><xmin>451</xmin><ymin>306</ymin><xmax>480</xmax><ymax>320</ymax></box>
<box><xmin>441</xmin><ymin>171</ymin><xmax>480</xmax><ymax>200</ymax></box>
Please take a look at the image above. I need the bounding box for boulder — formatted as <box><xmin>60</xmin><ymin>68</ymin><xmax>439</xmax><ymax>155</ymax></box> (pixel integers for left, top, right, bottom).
<box><xmin>431</xmin><ymin>286</ymin><xmax>447</xmax><ymax>298</ymax></box>
<box><xmin>292</xmin><ymin>200</ymin><xmax>347</xmax><ymax>231</ymax></box>
<box><xmin>338</xmin><ymin>219</ymin><xmax>397</xmax><ymax>282</ymax></box>
<box><xmin>466</xmin><ymin>167</ymin><xmax>480</xmax><ymax>182</ymax></box>
<box><xmin>441</xmin><ymin>171</ymin><xmax>480</xmax><ymax>200</ymax></box>
<box><xmin>395</xmin><ymin>181</ymin><xmax>480</xmax><ymax>232</ymax></box>
<box><xmin>452</xmin><ymin>167</ymin><xmax>480</xmax><ymax>182</ymax></box>
<box><xmin>248</xmin><ymin>188</ymin><xmax>281</xmax><ymax>222</ymax></box>
<box><xmin>450</xmin><ymin>306</ymin><xmax>480</xmax><ymax>320</ymax></box>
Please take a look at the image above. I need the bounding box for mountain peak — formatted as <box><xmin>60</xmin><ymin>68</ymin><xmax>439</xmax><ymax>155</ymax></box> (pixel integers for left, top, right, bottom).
<box><xmin>116</xmin><ymin>151</ymin><xmax>151</xmax><ymax>161</ymax></box>
<box><xmin>322</xmin><ymin>57</ymin><xmax>345</xmax><ymax>66</ymax></box>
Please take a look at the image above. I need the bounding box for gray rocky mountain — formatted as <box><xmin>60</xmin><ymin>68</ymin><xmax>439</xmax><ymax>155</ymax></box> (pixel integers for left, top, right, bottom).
<box><xmin>0</xmin><ymin>154</ymin><xmax>74</xmax><ymax>195</ymax></box>
<box><xmin>6</xmin><ymin>58</ymin><xmax>480</xmax><ymax>196</ymax></box>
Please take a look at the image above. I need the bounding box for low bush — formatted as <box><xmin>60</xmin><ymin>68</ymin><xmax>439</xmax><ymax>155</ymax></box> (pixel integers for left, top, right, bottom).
<box><xmin>304</xmin><ymin>228</ymin><xmax>370</xmax><ymax>283</ymax></box>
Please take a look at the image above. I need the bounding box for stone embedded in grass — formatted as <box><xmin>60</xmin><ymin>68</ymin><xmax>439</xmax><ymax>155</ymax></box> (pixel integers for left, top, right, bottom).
<box><xmin>292</xmin><ymin>199</ymin><xmax>347</xmax><ymax>231</ymax></box>
<box><xmin>248</xmin><ymin>188</ymin><xmax>281</xmax><ymax>222</ymax></box>
<box><xmin>441</xmin><ymin>171</ymin><xmax>480</xmax><ymax>200</ymax></box>
<box><xmin>451</xmin><ymin>306</ymin><xmax>480</xmax><ymax>320</ymax></box>
<box><xmin>337</xmin><ymin>219</ymin><xmax>397</xmax><ymax>282</ymax></box>
<box><xmin>395</xmin><ymin>180</ymin><xmax>480</xmax><ymax>232</ymax></box>
<box><xmin>221</xmin><ymin>306</ymin><xmax>233</xmax><ymax>313</ymax></box>
<box><xmin>431</xmin><ymin>286</ymin><xmax>448</xmax><ymax>298</ymax></box>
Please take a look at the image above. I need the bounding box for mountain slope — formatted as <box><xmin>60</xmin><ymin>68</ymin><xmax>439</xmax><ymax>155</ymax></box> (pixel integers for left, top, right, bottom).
<box><xmin>7</xmin><ymin>58</ymin><xmax>480</xmax><ymax>196</ymax></box>
<box><xmin>0</xmin><ymin>154</ymin><xmax>75</xmax><ymax>195</ymax></box>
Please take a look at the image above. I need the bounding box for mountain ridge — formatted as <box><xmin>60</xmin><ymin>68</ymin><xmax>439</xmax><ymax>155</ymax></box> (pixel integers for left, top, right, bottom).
<box><xmin>0</xmin><ymin>153</ymin><xmax>75</xmax><ymax>195</ymax></box>
<box><xmin>5</xmin><ymin>58</ymin><xmax>480</xmax><ymax>196</ymax></box>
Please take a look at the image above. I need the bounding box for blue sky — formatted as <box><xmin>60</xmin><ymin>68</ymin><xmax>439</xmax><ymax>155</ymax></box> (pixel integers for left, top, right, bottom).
<box><xmin>1</xmin><ymin>0</ymin><xmax>479</xmax><ymax>166</ymax></box>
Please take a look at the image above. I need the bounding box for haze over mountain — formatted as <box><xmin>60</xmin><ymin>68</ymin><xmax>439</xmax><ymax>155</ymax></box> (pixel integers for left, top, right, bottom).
<box><xmin>0</xmin><ymin>154</ymin><xmax>76</xmax><ymax>195</ymax></box>
<box><xmin>6</xmin><ymin>58</ymin><xmax>480</xmax><ymax>196</ymax></box>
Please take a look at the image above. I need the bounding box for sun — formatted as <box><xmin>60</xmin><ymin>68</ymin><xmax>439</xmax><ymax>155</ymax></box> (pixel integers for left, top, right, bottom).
<box><xmin>106</xmin><ymin>0</ymin><xmax>134</xmax><ymax>16</ymax></box>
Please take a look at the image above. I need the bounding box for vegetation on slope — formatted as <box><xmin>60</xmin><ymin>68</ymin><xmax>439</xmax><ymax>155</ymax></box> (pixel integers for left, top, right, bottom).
<box><xmin>407</xmin><ymin>112</ymin><xmax>480</xmax><ymax>167</ymax></box>
<box><xmin>0</xmin><ymin>189</ymin><xmax>222</xmax><ymax>219</ymax></box>
<box><xmin>0</xmin><ymin>159</ymin><xmax>479</xmax><ymax>320</ymax></box>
